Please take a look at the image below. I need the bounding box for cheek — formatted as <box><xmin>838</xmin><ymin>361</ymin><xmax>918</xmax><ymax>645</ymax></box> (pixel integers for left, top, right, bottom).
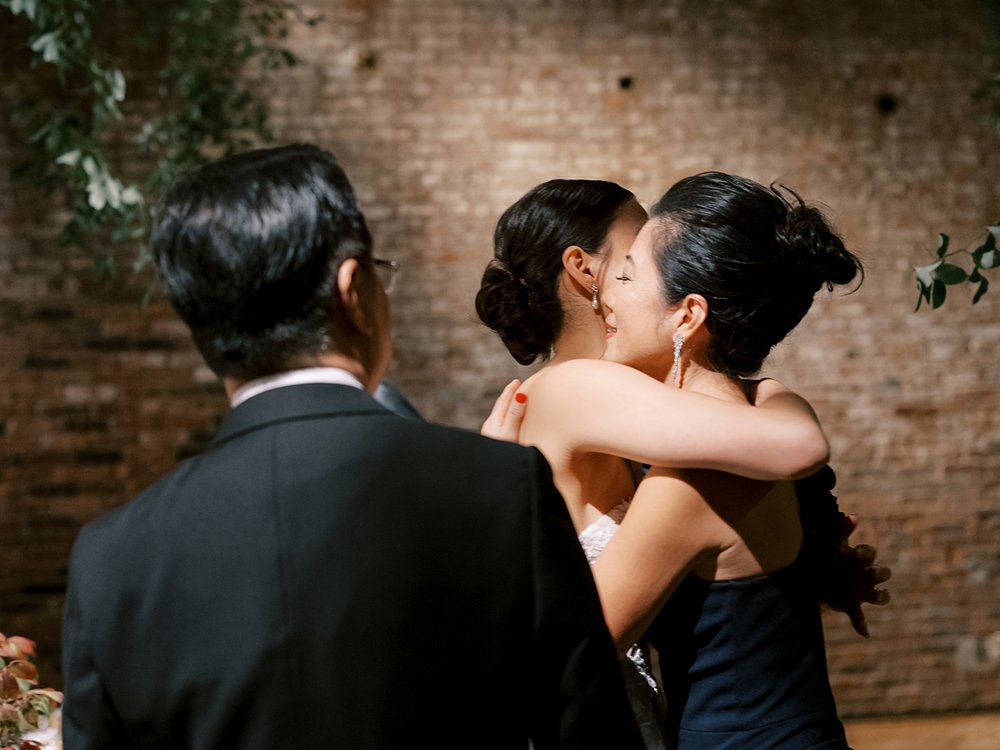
<box><xmin>633</xmin><ymin>294</ymin><xmax>674</xmax><ymax>349</ymax></box>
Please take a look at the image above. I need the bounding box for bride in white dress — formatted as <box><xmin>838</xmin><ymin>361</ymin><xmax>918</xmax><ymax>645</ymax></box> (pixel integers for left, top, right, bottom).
<box><xmin>578</xmin><ymin>498</ymin><xmax>667</xmax><ymax>744</ymax></box>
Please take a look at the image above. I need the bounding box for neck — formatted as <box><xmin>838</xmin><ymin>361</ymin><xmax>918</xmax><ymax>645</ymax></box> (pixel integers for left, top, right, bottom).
<box><xmin>547</xmin><ymin>291</ymin><xmax>608</xmax><ymax>367</ymax></box>
<box><xmin>677</xmin><ymin>361</ymin><xmax>748</xmax><ymax>405</ymax></box>
<box><xmin>223</xmin><ymin>352</ymin><xmax>372</xmax><ymax>399</ymax></box>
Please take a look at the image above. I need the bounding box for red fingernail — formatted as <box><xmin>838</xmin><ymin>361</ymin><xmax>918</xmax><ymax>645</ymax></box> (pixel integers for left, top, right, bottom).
<box><xmin>515</xmin><ymin>393</ymin><xmax>527</xmax><ymax>404</ymax></box>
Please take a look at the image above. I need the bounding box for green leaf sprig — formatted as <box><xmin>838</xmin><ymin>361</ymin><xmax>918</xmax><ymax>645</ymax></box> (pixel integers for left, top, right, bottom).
<box><xmin>914</xmin><ymin>226</ymin><xmax>998</xmax><ymax>310</ymax></box>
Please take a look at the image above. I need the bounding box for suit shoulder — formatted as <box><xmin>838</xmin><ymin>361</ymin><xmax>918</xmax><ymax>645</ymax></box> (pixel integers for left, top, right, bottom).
<box><xmin>69</xmin><ymin>456</ymin><xmax>197</xmax><ymax>563</ymax></box>
<box><xmin>394</xmin><ymin>418</ymin><xmax>544</xmax><ymax>465</ymax></box>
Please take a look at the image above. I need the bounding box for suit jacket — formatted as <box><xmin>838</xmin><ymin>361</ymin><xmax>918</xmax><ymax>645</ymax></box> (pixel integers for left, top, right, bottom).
<box><xmin>62</xmin><ymin>383</ymin><xmax>641</xmax><ymax>749</ymax></box>
<box><xmin>373</xmin><ymin>379</ymin><xmax>424</xmax><ymax>420</ymax></box>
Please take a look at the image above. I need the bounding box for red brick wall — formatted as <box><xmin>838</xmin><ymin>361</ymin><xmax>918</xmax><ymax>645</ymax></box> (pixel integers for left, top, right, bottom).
<box><xmin>2</xmin><ymin>0</ymin><xmax>998</xmax><ymax>718</ymax></box>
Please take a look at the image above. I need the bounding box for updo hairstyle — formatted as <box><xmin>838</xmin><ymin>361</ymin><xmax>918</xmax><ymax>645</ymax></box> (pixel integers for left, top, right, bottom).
<box><xmin>476</xmin><ymin>179</ymin><xmax>636</xmax><ymax>365</ymax></box>
<box><xmin>649</xmin><ymin>171</ymin><xmax>863</xmax><ymax>378</ymax></box>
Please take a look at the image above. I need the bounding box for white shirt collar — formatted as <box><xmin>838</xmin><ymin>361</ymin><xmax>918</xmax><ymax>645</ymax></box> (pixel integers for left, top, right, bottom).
<box><xmin>230</xmin><ymin>367</ymin><xmax>365</xmax><ymax>408</ymax></box>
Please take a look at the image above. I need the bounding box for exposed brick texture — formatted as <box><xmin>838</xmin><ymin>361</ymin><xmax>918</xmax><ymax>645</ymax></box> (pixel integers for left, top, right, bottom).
<box><xmin>2</xmin><ymin>0</ymin><xmax>998</xmax><ymax>718</ymax></box>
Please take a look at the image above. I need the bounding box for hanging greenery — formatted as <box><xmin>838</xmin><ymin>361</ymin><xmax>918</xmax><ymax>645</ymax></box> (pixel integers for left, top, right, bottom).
<box><xmin>913</xmin><ymin>1</ymin><xmax>1000</xmax><ymax>309</ymax></box>
<box><xmin>913</xmin><ymin>227</ymin><xmax>999</xmax><ymax>310</ymax></box>
<box><xmin>2</xmin><ymin>0</ymin><xmax>318</xmax><ymax>276</ymax></box>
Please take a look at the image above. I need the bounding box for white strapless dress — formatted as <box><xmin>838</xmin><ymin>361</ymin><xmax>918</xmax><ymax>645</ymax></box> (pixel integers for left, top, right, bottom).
<box><xmin>579</xmin><ymin>500</ymin><xmax>668</xmax><ymax>750</ymax></box>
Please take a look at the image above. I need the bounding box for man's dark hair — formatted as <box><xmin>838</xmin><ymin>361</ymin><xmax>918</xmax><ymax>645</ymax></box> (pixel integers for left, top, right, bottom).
<box><xmin>152</xmin><ymin>143</ymin><xmax>373</xmax><ymax>379</ymax></box>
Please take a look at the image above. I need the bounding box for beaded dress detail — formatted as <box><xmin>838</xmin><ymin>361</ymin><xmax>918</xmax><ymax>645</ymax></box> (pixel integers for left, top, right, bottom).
<box><xmin>578</xmin><ymin>500</ymin><xmax>668</xmax><ymax>750</ymax></box>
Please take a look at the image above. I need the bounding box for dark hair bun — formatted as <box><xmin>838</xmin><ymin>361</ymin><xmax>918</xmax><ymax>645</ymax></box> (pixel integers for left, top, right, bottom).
<box><xmin>477</xmin><ymin>179</ymin><xmax>636</xmax><ymax>366</ymax></box>
<box><xmin>650</xmin><ymin>172</ymin><xmax>863</xmax><ymax>377</ymax></box>
<box><xmin>776</xmin><ymin>195</ymin><xmax>863</xmax><ymax>293</ymax></box>
<box><xmin>475</xmin><ymin>260</ymin><xmax>560</xmax><ymax>365</ymax></box>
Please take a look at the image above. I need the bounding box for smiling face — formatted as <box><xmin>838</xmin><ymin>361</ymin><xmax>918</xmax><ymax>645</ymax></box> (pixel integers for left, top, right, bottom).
<box><xmin>556</xmin><ymin>197</ymin><xmax>647</xmax><ymax>358</ymax></box>
<box><xmin>601</xmin><ymin>219</ymin><xmax>681</xmax><ymax>382</ymax></box>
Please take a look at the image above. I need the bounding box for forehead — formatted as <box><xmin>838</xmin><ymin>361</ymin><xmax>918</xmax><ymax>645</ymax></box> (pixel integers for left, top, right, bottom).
<box><xmin>602</xmin><ymin>203</ymin><xmax>643</xmax><ymax>250</ymax></box>
<box><xmin>610</xmin><ymin>218</ymin><xmax>657</xmax><ymax>264</ymax></box>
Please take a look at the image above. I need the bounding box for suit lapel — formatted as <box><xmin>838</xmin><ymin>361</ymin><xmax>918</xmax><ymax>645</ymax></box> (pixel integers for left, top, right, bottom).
<box><xmin>210</xmin><ymin>384</ymin><xmax>389</xmax><ymax>450</ymax></box>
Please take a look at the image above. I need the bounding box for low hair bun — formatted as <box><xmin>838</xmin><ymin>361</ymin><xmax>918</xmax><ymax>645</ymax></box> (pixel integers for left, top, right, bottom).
<box><xmin>475</xmin><ymin>259</ymin><xmax>559</xmax><ymax>365</ymax></box>
<box><xmin>477</xmin><ymin>178</ymin><xmax>637</xmax><ymax>367</ymax></box>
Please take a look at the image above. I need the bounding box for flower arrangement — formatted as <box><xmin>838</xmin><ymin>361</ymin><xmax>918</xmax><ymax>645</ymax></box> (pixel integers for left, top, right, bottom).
<box><xmin>0</xmin><ymin>633</ymin><xmax>62</xmax><ymax>750</ymax></box>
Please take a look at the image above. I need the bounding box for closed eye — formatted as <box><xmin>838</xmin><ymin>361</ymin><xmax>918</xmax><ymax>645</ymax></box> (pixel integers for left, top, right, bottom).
<box><xmin>615</xmin><ymin>273</ymin><xmax>631</xmax><ymax>283</ymax></box>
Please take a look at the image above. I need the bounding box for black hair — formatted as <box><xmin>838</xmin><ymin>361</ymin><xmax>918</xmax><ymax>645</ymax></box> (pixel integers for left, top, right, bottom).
<box><xmin>151</xmin><ymin>143</ymin><xmax>372</xmax><ymax>379</ymax></box>
<box><xmin>649</xmin><ymin>171</ymin><xmax>863</xmax><ymax>377</ymax></box>
<box><xmin>476</xmin><ymin>179</ymin><xmax>636</xmax><ymax>365</ymax></box>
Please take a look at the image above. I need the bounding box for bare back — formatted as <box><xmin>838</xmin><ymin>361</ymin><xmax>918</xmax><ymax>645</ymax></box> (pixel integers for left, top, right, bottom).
<box><xmin>671</xmin><ymin>470</ymin><xmax>804</xmax><ymax>582</ymax></box>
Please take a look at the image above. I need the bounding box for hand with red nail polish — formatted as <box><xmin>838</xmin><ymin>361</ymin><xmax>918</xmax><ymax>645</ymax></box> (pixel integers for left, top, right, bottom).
<box><xmin>481</xmin><ymin>380</ymin><xmax>527</xmax><ymax>442</ymax></box>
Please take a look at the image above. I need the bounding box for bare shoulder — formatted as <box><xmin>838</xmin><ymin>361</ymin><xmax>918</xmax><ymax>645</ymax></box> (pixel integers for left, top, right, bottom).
<box><xmin>750</xmin><ymin>377</ymin><xmax>801</xmax><ymax>403</ymax></box>
<box><xmin>529</xmin><ymin>359</ymin><xmax>654</xmax><ymax>398</ymax></box>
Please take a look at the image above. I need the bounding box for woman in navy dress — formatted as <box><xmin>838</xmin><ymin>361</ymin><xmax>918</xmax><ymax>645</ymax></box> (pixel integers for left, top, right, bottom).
<box><xmin>593</xmin><ymin>172</ymin><xmax>860</xmax><ymax>747</ymax></box>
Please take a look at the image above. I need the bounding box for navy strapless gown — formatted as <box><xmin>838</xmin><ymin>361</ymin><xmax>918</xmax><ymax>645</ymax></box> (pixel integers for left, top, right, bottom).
<box><xmin>648</xmin><ymin>554</ymin><xmax>849</xmax><ymax>749</ymax></box>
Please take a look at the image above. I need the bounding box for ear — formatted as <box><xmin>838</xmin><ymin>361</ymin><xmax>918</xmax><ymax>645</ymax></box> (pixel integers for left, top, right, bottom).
<box><xmin>561</xmin><ymin>245</ymin><xmax>600</xmax><ymax>293</ymax></box>
<box><xmin>336</xmin><ymin>258</ymin><xmax>373</xmax><ymax>334</ymax></box>
<box><xmin>674</xmin><ymin>294</ymin><xmax>709</xmax><ymax>340</ymax></box>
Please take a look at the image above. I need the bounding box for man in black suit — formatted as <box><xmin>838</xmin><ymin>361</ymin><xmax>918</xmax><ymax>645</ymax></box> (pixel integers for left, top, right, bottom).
<box><xmin>61</xmin><ymin>144</ymin><xmax>642</xmax><ymax>749</ymax></box>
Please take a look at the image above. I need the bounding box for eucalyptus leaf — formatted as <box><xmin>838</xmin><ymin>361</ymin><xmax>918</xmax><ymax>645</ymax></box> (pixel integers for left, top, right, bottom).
<box><xmin>104</xmin><ymin>177</ymin><xmax>123</xmax><ymax>209</ymax></box>
<box><xmin>86</xmin><ymin>181</ymin><xmax>106</xmax><ymax>211</ymax></box>
<box><xmin>931</xmin><ymin>280</ymin><xmax>946</xmax><ymax>308</ymax></box>
<box><xmin>81</xmin><ymin>155</ymin><xmax>99</xmax><ymax>179</ymax></box>
<box><xmin>30</xmin><ymin>31</ymin><xmax>61</xmax><ymax>63</ymax></box>
<box><xmin>110</xmin><ymin>68</ymin><xmax>126</xmax><ymax>102</ymax></box>
<box><xmin>934</xmin><ymin>262</ymin><xmax>968</xmax><ymax>284</ymax></box>
<box><xmin>972</xmin><ymin>244</ymin><xmax>995</xmax><ymax>269</ymax></box>
<box><xmin>55</xmin><ymin>149</ymin><xmax>81</xmax><ymax>166</ymax></box>
<box><xmin>914</xmin><ymin>282</ymin><xmax>927</xmax><ymax>311</ymax></box>
<box><xmin>914</xmin><ymin>261</ymin><xmax>940</xmax><ymax>288</ymax></box>
<box><xmin>121</xmin><ymin>186</ymin><xmax>142</xmax><ymax>205</ymax></box>
<box><xmin>973</xmin><ymin>276</ymin><xmax>990</xmax><ymax>304</ymax></box>
<box><xmin>10</xmin><ymin>0</ymin><xmax>38</xmax><ymax>20</ymax></box>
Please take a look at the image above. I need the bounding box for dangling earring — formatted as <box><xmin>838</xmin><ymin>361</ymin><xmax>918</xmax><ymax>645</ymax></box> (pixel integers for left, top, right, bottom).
<box><xmin>590</xmin><ymin>283</ymin><xmax>600</xmax><ymax>310</ymax></box>
<box><xmin>671</xmin><ymin>333</ymin><xmax>684</xmax><ymax>386</ymax></box>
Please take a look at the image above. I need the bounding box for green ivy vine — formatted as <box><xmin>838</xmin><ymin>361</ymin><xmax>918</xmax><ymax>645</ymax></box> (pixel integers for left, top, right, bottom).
<box><xmin>2</xmin><ymin>0</ymin><xmax>318</xmax><ymax>277</ymax></box>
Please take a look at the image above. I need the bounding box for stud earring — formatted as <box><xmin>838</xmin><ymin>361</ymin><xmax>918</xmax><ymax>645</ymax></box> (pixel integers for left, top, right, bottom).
<box><xmin>671</xmin><ymin>333</ymin><xmax>684</xmax><ymax>386</ymax></box>
<box><xmin>590</xmin><ymin>283</ymin><xmax>600</xmax><ymax>310</ymax></box>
